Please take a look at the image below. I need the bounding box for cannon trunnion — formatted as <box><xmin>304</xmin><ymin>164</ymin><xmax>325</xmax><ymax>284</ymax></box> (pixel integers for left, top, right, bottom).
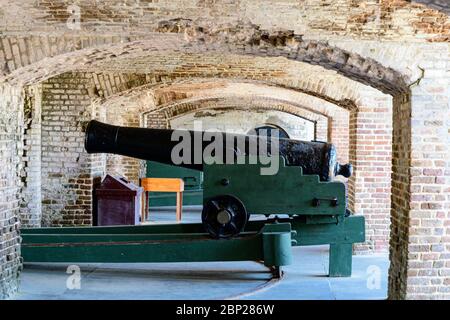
<box><xmin>21</xmin><ymin>120</ymin><xmax>365</xmax><ymax>278</ymax></box>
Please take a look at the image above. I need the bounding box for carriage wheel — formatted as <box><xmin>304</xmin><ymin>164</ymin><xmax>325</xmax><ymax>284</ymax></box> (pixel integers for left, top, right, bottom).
<box><xmin>202</xmin><ymin>195</ymin><xmax>248</xmax><ymax>239</ymax></box>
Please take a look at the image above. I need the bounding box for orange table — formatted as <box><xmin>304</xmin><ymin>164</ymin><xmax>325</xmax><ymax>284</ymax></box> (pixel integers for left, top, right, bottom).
<box><xmin>140</xmin><ymin>178</ymin><xmax>184</xmax><ymax>223</ymax></box>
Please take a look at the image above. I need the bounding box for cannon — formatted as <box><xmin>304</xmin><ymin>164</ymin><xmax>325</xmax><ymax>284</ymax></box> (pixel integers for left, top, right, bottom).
<box><xmin>21</xmin><ymin>120</ymin><xmax>365</xmax><ymax>278</ymax></box>
<box><xmin>85</xmin><ymin>120</ymin><xmax>354</xmax><ymax>239</ymax></box>
<box><xmin>85</xmin><ymin>120</ymin><xmax>352</xmax><ymax>182</ymax></box>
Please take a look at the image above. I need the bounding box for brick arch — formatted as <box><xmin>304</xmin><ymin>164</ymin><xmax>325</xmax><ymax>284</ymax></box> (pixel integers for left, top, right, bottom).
<box><xmin>138</xmin><ymin>92</ymin><xmax>391</xmax><ymax>255</ymax></box>
<box><xmin>142</xmin><ymin>95</ymin><xmax>331</xmax><ymax>140</ymax></box>
<box><xmin>0</xmin><ymin>25</ymin><xmax>400</xmax><ymax>225</ymax></box>
<box><xmin>0</xmin><ymin>24</ymin><xmax>408</xmax><ymax>95</ymax></box>
<box><xmin>91</xmin><ymin>76</ymin><xmax>353</xmax><ymax>174</ymax></box>
<box><xmin>147</xmin><ymin>89</ymin><xmax>354</xmax><ymax>116</ymax></box>
<box><xmin>93</xmin><ymin>75</ymin><xmax>361</xmax><ymax>113</ymax></box>
<box><xmin>94</xmin><ymin>79</ymin><xmax>352</xmax><ymax>161</ymax></box>
<box><xmin>3</xmin><ymin>23</ymin><xmax>441</xmax><ymax>300</ymax></box>
<box><xmin>0</xmin><ymin>34</ymin><xmax>129</xmax><ymax>77</ymax></box>
<box><xmin>154</xmin><ymin>96</ymin><xmax>329</xmax><ymax>121</ymax></box>
<box><xmin>94</xmin><ymin>75</ymin><xmax>391</xmax><ymax>255</ymax></box>
<box><xmin>99</xmin><ymin>81</ymin><xmax>390</xmax><ymax>255</ymax></box>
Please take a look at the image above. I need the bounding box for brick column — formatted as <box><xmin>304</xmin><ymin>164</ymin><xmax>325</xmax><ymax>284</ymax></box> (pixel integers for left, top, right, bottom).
<box><xmin>389</xmin><ymin>55</ymin><xmax>450</xmax><ymax>299</ymax></box>
<box><xmin>329</xmin><ymin>110</ymin><xmax>350</xmax><ymax>164</ymax></box>
<box><xmin>142</xmin><ymin>110</ymin><xmax>170</xmax><ymax>181</ymax></box>
<box><xmin>349</xmin><ymin>97</ymin><xmax>392</xmax><ymax>253</ymax></box>
<box><xmin>145</xmin><ymin>111</ymin><xmax>169</xmax><ymax>129</ymax></box>
<box><xmin>0</xmin><ymin>85</ymin><xmax>23</xmax><ymax>299</ymax></box>
<box><xmin>315</xmin><ymin>117</ymin><xmax>328</xmax><ymax>142</ymax></box>
<box><xmin>20</xmin><ymin>85</ymin><xmax>42</xmax><ymax>228</ymax></box>
<box><xmin>41</xmin><ymin>73</ymin><xmax>100</xmax><ymax>226</ymax></box>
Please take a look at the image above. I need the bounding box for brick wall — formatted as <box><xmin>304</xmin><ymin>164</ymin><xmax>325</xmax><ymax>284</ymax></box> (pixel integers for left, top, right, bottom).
<box><xmin>170</xmin><ymin>108</ymin><xmax>317</xmax><ymax>140</ymax></box>
<box><xmin>98</xmin><ymin>88</ymin><xmax>149</xmax><ymax>185</ymax></box>
<box><xmin>315</xmin><ymin>117</ymin><xmax>328</xmax><ymax>142</ymax></box>
<box><xmin>389</xmin><ymin>45</ymin><xmax>450</xmax><ymax>299</ymax></box>
<box><xmin>0</xmin><ymin>85</ymin><xmax>23</xmax><ymax>299</ymax></box>
<box><xmin>349</xmin><ymin>94</ymin><xmax>393</xmax><ymax>253</ymax></box>
<box><xmin>19</xmin><ymin>85</ymin><xmax>42</xmax><ymax>228</ymax></box>
<box><xmin>146</xmin><ymin>111</ymin><xmax>169</xmax><ymax>129</ymax></box>
<box><xmin>40</xmin><ymin>73</ymin><xmax>99</xmax><ymax>226</ymax></box>
<box><xmin>330</xmin><ymin>111</ymin><xmax>350</xmax><ymax>164</ymax></box>
<box><xmin>389</xmin><ymin>93</ymin><xmax>412</xmax><ymax>299</ymax></box>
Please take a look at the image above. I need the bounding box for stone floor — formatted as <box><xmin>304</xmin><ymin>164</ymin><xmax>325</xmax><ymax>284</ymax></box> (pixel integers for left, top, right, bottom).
<box><xmin>14</xmin><ymin>208</ymin><xmax>389</xmax><ymax>300</ymax></box>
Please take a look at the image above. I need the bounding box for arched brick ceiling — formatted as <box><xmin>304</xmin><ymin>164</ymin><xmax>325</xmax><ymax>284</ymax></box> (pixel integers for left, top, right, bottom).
<box><xmin>91</xmin><ymin>74</ymin><xmax>360</xmax><ymax>111</ymax></box>
<box><xmin>151</xmin><ymin>84</ymin><xmax>358</xmax><ymax>115</ymax></box>
<box><xmin>0</xmin><ymin>29</ymin><xmax>407</xmax><ymax>95</ymax></box>
<box><xmin>144</xmin><ymin>96</ymin><xmax>333</xmax><ymax>123</ymax></box>
<box><xmin>98</xmin><ymin>79</ymin><xmax>354</xmax><ymax>120</ymax></box>
<box><xmin>86</xmin><ymin>54</ymin><xmax>383</xmax><ymax>107</ymax></box>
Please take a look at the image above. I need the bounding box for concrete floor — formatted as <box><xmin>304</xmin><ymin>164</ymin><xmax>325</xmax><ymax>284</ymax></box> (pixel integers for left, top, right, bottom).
<box><xmin>14</xmin><ymin>208</ymin><xmax>389</xmax><ymax>300</ymax></box>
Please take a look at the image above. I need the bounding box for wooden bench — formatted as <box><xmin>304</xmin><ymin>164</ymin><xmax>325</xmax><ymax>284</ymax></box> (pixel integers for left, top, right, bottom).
<box><xmin>140</xmin><ymin>178</ymin><xmax>185</xmax><ymax>223</ymax></box>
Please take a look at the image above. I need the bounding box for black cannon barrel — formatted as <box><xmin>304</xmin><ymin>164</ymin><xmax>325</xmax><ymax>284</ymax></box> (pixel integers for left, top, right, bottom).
<box><xmin>85</xmin><ymin>120</ymin><xmax>352</xmax><ymax>181</ymax></box>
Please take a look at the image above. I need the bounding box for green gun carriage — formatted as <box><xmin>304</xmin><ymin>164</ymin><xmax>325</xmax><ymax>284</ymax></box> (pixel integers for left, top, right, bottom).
<box><xmin>21</xmin><ymin>120</ymin><xmax>365</xmax><ymax>278</ymax></box>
